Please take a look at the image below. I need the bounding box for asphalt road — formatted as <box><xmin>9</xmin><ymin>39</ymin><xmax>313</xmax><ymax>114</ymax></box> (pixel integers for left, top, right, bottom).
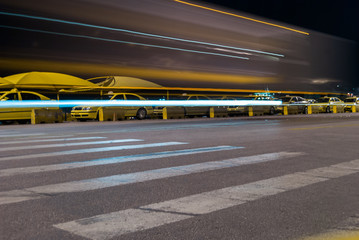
<box><xmin>1</xmin><ymin>114</ymin><xmax>359</xmax><ymax>240</ymax></box>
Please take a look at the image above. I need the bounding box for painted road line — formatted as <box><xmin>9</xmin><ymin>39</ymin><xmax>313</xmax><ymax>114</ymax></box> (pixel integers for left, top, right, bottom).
<box><xmin>0</xmin><ymin>133</ymin><xmax>45</xmax><ymax>138</ymax></box>
<box><xmin>0</xmin><ymin>142</ymin><xmax>187</xmax><ymax>162</ymax></box>
<box><xmin>0</xmin><ymin>139</ymin><xmax>143</xmax><ymax>152</ymax></box>
<box><xmin>54</xmin><ymin>158</ymin><xmax>359</xmax><ymax>240</ymax></box>
<box><xmin>0</xmin><ymin>152</ymin><xmax>302</xmax><ymax>205</ymax></box>
<box><xmin>0</xmin><ymin>137</ymin><xmax>106</xmax><ymax>145</ymax></box>
<box><xmin>0</xmin><ymin>146</ymin><xmax>242</xmax><ymax>177</ymax></box>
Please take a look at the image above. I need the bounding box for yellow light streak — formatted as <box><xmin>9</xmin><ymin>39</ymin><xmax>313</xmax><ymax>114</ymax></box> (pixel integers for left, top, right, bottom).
<box><xmin>174</xmin><ymin>0</ymin><xmax>310</xmax><ymax>35</ymax></box>
<box><xmin>0</xmin><ymin>57</ymin><xmax>344</xmax><ymax>96</ymax></box>
<box><xmin>0</xmin><ymin>57</ymin><xmax>277</xmax><ymax>84</ymax></box>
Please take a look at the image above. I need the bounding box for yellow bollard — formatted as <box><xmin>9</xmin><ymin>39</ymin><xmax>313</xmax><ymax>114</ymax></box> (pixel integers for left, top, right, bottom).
<box><xmin>248</xmin><ymin>106</ymin><xmax>253</xmax><ymax>116</ymax></box>
<box><xmin>333</xmin><ymin>105</ymin><xmax>337</xmax><ymax>113</ymax></box>
<box><xmin>98</xmin><ymin>108</ymin><xmax>104</xmax><ymax>121</ymax></box>
<box><xmin>283</xmin><ymin>106</ymin><xmax>288</xmax><ymax>115</ymax></box>
<box><xmin>308</xmin><ymin>105</ymin><xmax>312</xmax><ymax>114</ymax></box>
<box><xmin>209</xmin><ymin>107</ymin><xmax>214</xmax><ymax>118</ymax></box>
<box><xmin>31</xmin><ymin>109</ymin><xmax>36</xmax><ymax>124</ymax></box>
<box><xmin>352</xmin><ymin>105</ymin><xmax>356</xmax><ymax>113</ymax></box>
<box><xmin>162</xmin><ymin>107</ymin><xmax>168</xmax><ymax>120</ymax></box>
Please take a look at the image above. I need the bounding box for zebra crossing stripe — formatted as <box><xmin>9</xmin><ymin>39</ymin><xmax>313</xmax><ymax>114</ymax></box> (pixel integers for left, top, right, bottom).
<box><xmin>54</xmin><ymin>159</ymin><xmax>359</xmax><ymax>240</ymax></box>
<box><xmin>0</xmin><ymin>146</ymin><xmax>242</xmax><ymax>177</ymax></box>
<box><xmin>0</xmin><ymin>137</ymin><xmax>106</xmax><ymax>145</ymax></box>
<box><xmin>0</xmin><ymin>133</ymin><xmax>45</xmax><ymax>138</ymax></box>
<box><xmin>0</xmin><ymin>141</ymin><xmax>187</xmax><ymax>162</ymax></box>
<box><xmin>0</xmin><ymin>139</ymin><xmax>143</xmax><ymax>152</ymax></box>
<box><xmin>0</xmin><ymin>151</ymin><xmax>302</xmax><ymax>205</ymax></box>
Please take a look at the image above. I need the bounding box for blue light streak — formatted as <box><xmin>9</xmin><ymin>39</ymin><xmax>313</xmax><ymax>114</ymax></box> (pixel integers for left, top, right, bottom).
<box><xmin>0</xmin><ymin>11</ymin><xmax>284</xmax><ymax>58</ymax></box>
<box><xmin>0</xmin><ymin>100</ymin><xmax>282</xmax><ymax>108</ymax></box>
<box><xmin>0</xmin><ymin>25</ymin><xmax>249</xmax><ymax>60</ymax></box>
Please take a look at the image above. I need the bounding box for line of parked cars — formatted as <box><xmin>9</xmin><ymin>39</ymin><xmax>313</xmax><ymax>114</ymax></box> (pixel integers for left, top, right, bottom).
<box><xmin>1</xmin><ymin>88</ymin><xmax>359</xmax><ymax>123</ymax></box>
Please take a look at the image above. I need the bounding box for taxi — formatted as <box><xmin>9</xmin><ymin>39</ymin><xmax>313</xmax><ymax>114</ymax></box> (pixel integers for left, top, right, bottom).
<box><xmin>343</xmin><ymin>97</ymin><xmax>359</xmax><ymax>112</ymax></box>
<box><xmin>71</xmin><ymin>93</ymin><xmax>153</xmax><ymax>121</ymax></box>
<box><xmin>314</xmin><ymin>97</ymin><xmax>344</xmax><ymax>113</ymax></box>
<box><xmin>0</xmin><ymin>89</ymin><xmax>54</xmax><ymax>122</ymax></box>
<box><xmin>227</xmin><ymin>95</ymin><xmax>278</xmax><ymax>116</ymax></box>
<box><xmin>276</xmin><ymin>96</ymin><xmax>309</xmax><ymax>114</ymax></box>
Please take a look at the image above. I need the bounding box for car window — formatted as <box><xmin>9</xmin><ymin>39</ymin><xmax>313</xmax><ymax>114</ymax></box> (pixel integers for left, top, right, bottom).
<box><xmin>21</xmin><ymin>93</ymin><xmax>41</xmax><ymax>100</ymax></box>
<box><xmin>197</xmin><ymin>96</ymin><xmax>209</xmax><ymax>100</ymax></box>
<box><xmin>187</xmin><ymin>96</ymin><xmax>196</xmax><ymax>100</ymax></box>
<box><xmin>1</xmin><ymin>93</ymin><xmax>18</xmax><ymax>100</ymax></box>
<box><xmin>344</xmin><ymin>98</ymin><xmax>355</xmax><ymax>103</ymax></box>
<box><xmin>297</xmin><ymin>97</ymin><xmax>306</xmax><ymax>101</ymax></box>
<box><xmin>280</xmin><ymin>97</ymin><xmax>292</xmax><ymax>102</ymax></box>
<box><xmin>125</xmin><ymin>94</ymin><xmax>141</xmax><ymax>100</ymax></box>
<box><xmin>112</xmin><ymin>94</ymin><xmax>124</xmax><ymax>100</ymax></box>
<box><xmin>318</xmin><ymin>98</ymin><xmax>330</xmax><ymax>103</ymax></box>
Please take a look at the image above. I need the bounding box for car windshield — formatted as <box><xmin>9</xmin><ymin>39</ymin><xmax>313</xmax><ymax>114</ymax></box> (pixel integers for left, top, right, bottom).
<box><xmin>344</xmin><ymin>99</ymin><xmax>356</xmax><ymax>103</ymax></box>
<box><xmin>317</xmin><ymin>98</ymin><xmax>330</xmax><ymax>103</ymax></box>
<box><xmin>280</xmin><ymin>97</ymin><xmax>292</xmax><ymax>102</ymax></box>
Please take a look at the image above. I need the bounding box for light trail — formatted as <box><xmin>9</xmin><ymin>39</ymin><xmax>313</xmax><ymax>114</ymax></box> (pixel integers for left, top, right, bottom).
<box><xmin>0</xmin><ymin>25</ymin><xmax>249</xmax><ymax>60</ymax></box>
<box><xmin>174</xmin><ymin>0</ymin><xmax>309</xmax><ymax>35</ymax></box>
<box><xmin>0</xmin><ymin>100</ymin><xmax>283</xmax><ymax>109</ymax></box>
<box><xmin>0</xmin><ymin>11</ymin><xmax>284</xmax><ymax>57</ymax></box>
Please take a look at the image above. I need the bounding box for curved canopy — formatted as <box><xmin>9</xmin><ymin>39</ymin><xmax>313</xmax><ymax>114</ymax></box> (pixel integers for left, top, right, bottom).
<box><xmin>3</xmin><ymin>72</ymin><xmax>97</xmax><ymax>90</ymax></box>
<box><xmin>89</xmin><ymin>76</ymin><xmax>163</xmax><ymax>88</ymax></box>
<box><xmin>0</xmin><ymin>77</ymin><xmax>14</xmax><ymax>88</ymax></box>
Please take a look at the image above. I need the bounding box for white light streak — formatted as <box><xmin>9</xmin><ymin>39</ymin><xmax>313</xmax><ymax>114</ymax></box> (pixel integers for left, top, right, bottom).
<box><xmin>0</xmin><ymin>100</ymin><xmax>282</xmax><ymax>109</ymax></box>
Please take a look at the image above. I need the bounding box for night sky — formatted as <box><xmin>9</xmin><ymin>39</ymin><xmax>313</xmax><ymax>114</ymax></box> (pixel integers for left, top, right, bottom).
<box><xmin>201</xmin><ymin>0</ymin><xmax>359</xmax><ymax>43</ymax></box>
<box><xmin>201</xmin><ymin>0</ymin><xmax>359</xmax><ymax>89</ymax></box>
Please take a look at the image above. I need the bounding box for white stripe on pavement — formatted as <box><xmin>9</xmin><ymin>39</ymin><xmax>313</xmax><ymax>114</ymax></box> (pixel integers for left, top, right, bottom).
<box><xmin>0</xmin><ymin>141</ymin><xmax>187</xmax><ymax>162</ymax></box>
<box><xmin>0</xmin><ymin>139</ymin><xmax>143</xmax><ymax>152</ymax></box>
<box><xmin>0</xmin><ymin>151</ymin><xmax>302</xmax><ymax>205</ymax></box>
<box><xmin>0</xmin><ymin>133</ymin><xmax>45</xmax><ymax>138</ymax></box>
<box><xmin>0</xmin><ymin>146</ymin><xmax>242</xmax><ymax>177</ymax></box>
<box><xmin>54</xmin><ymin>159</ymin><xmax>359</xmax><ymax>240</ymax></box>
<box><xmin>0</xmin><ymin>137</ymin><xmax>106</xmax><ymax>145</ymax></box>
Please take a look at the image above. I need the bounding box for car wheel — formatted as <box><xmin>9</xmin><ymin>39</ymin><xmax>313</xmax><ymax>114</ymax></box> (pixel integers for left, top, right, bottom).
<box><xmin>326</xmin><ymin>106</ymin><xmax>331</xmax><ymax>113</ymax></box>
<box><xmin>270</xmin><ymin>107</ymin><xmax>275</xmax><ymax>115</ymax></box>
<box><xmin>136</xmin><ymin>108</ymin><xmax>147</xmax><ymax>120</ymax></box>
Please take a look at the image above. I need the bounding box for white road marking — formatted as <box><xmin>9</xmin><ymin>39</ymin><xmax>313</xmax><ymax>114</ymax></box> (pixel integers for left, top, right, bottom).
<box><xmin>0</xmin><ymin>139</ymin><xmax>143</xmax><ymax>152</ymax></box>
<box><xmin>0</xmin><ymin>133</ymin><xmax>46</xmax><ymax>138</ymax></box>
<box><xmin>0</xmin><ymin>152</ymin><xmax>301</xmax><ymax>205</ymax></box>
<box><xmin>0</xmin><ymin>137</ymin><xmax>106</xmax><ymax>145</ymax></box>
<box><xmin>0</xmin><ymin>141</ymin><xmax>187</xmax><ymax>162</ymax></box>
<box><xmin>54</xmin><ymin>158</ymin><xmax>359</xmax><ymax>240</ymax></box>
<box><xmin>0</xmin><ymin>146</ymin><xmax>242</xmax><ymax>177</ymax></box>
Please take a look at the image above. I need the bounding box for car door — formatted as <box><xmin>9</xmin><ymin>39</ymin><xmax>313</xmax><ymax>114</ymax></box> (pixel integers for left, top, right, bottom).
<box><xmin>0</xmin><ymin>92</ymin><xmax>27</xmax><ymax>120</ymax></box>
<box><xmin>124</xmin><ymin>94</ymin><xmax>141</xmax><ymax>116</ymax></box>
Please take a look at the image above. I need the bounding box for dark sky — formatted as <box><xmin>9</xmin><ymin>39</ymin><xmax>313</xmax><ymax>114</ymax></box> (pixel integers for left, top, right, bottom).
<box><xmin>201</xmin><ymin>0</ymin><xmax>359</xmax><ymax>43</ymax></box>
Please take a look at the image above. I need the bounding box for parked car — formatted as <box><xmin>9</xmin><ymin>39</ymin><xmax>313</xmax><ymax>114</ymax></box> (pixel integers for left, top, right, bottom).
<box><xmin>183</xmin><ymin>95</ymin><xmax>212</xmax><ymax>117</ymax></box>
<box><xmin>71</xmin><ymin>93</ymin><xmax>153</xmax><ymax>121</ymax></box>
<box><xmin>277</xmin><ymin>96</ymin><xmax>309</xmax><ymax>114</ymax></box>
<box><xmin>227</xmin><ymin>95</ymin><xmax>278</xmax><ymax>116</ymax></box>
<box><xmin>343</xmin><ymin>97</ymin><xmax>359</xmax><ymax>112</ymax></box>
<box><xmin>314</xmin><ymin>97</ymin><xmax>344</xmax><ymax>113</ymax></box>
<box><xmin>0</xmin><ymin>89</ymin><xmax>58</xmax><ymax>123</ymax></box>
